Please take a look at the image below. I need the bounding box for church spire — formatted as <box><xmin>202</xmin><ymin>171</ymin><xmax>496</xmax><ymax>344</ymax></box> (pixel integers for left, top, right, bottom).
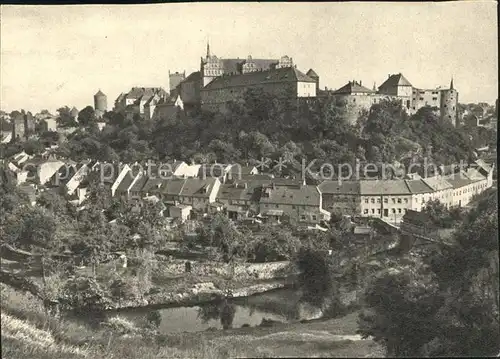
<box><xmin>206</xmin><ymin>40</ymin><xmax>210</xmax><ymax>58</ymax></box>
<box><xmin>450</xmin><ymin>77</ymin><xmax>454</xmax><ymax>90</ymax></box>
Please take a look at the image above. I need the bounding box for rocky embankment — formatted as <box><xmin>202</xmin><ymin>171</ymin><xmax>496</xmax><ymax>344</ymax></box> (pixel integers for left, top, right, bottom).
<box><xmin>109</xmin><ymin>279</ymin><xmax>291</xmax><ymax>311</ymax></box>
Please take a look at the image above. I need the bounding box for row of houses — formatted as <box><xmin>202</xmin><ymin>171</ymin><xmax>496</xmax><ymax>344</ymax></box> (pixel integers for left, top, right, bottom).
<box><xmin>6</xmin><ymin>151</ymin><xmax>494</xmax><ymax>225</ymax></box>
<box><xmin>108</xmin><ymin>159</ymin><xmax>493</xmax><ymax>225</ymax></box>
<box><xmin>320</xmin><ymin>161</ymin><xmax>493</xmax><ymax>223</ymax></box>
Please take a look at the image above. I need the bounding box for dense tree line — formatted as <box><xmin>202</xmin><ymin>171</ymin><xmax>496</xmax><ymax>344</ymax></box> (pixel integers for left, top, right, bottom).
<box><xmin>358</xmin><ymin>189</ymin><xmax>499</xmax><ymax>356</ymax></box>
<box><xmin>4</xmin><ymin>90</ymin><xmax>494</xmax><ymax>177</ymax></box>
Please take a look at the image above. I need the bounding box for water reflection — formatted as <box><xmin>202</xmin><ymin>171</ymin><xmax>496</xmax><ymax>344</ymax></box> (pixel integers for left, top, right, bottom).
<box><xmin>197</xmin><ymin>299</ymin><xmax>236</xmax><ymax>329</ymax></box>
<box><xmin>113</xmin><ymin>289</ymin><xmax>309</xmax><ymax>334</ymax></box>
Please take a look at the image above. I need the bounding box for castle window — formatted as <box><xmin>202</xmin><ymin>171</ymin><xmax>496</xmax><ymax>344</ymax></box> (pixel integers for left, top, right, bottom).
<box><xmin>432</xmin><ymin>97</ymin><xmax>437</xmax><ymax>101</ymax></box>
<box><xmin>444</xmin><ymin>105</ymin><xmax>447</xmax><ymax>108</ymax></box>
<box><xmin>419</xmin><ymin>97</ymin><xmax>424</xmax><ymax>100</ymax></box>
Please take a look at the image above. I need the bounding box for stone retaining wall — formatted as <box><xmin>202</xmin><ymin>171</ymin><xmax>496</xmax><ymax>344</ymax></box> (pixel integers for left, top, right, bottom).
<box><xmin>154</xmin><ymin>258</ymin><xmax>291</xmax><ymax>280</ymax></box>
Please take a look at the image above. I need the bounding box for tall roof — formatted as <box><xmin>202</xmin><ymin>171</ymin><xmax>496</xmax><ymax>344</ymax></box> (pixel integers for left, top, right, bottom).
<box><xmin>378</xmin><ymin>73</ymin><xmax>412</xmax><ymax>91</ymax></box>
<box><xmin>203</xmin><ymin>67</ymin><xmax>316</xmax><ymax>91</ymax></box>
<box><xmin>306</xmin><ymin>69</ymin><xmax>319</xmax><ymax>79</ymax></box>
<box><xmin>180</xmin><ymin>177</ymin><xmax>219</xmax><ymax>198</ymax></box>
<box><xmin>333</xmin><ymin>81</ymin><xmax>375</xmax><ymax>95</ymax></box>
<box><xmin>129</xmin><ymin>174</ymin><xmax>148</xmax><ymax>192</ymax></box>
<box><xmin>94</xmin><ymin>89</ymin><xmax>106</xmax><ymax>97</ymax></box>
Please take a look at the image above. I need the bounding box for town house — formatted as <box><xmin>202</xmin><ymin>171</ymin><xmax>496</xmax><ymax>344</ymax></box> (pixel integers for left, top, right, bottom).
<box><xmin>259</xmin><ymin>183</ymin><xmax>330</xmax><ymax>224</ymax></box>
<box><xmin>359</xmin><ymin>180</ymin><xmax>413</xmax><ymax>223</ymax></box>
<box><xmin>318</xmin><ymin>180</ymin><xmax>361</xmax><ymax>216</ymax></box>
<box><xmin>216</xmin><ymin>180</ymin><xmax>263</xmax><ymax>220</ymax></box>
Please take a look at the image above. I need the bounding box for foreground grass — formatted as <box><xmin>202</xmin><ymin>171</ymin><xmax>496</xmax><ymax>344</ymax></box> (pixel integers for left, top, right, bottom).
<box><xmin>1</xmin><ymin>282</ymin><xmax>383</xmax><ymax>358</ymax></box>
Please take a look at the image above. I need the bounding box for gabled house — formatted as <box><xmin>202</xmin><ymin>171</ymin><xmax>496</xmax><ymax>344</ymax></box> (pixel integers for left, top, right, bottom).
<box><xmin>259</xmin><ymin>183</ymin><xmax>330</xmax><ymax>224</ymax></box>
<box><xmin>66</xmin><ymin>160</ymin><xmax>98</xmax><ymax>195</ymax></box>
<box><xmin>216</xmin><ymin>180</ymin><xmax>262</xmax><ymax>220</ymax></box>
<box><xmin>359</xmin><ymin>180</ymin><xmax>413</xmax><ymax>223</ymax></box>
<box><xmin>113</xmin><ymin>170</ymin><xmax>136</xmax><ymax>199</ymax></box>
<box><xmin>318</xmin><ymin>180</ymin><xmax>361</xmax><ymax>216</ymax></box>
<box><xmin>420</xmin><ymin>176</ymin><xmax>454</xmax><ymax>207</ymax></box>
<box><xmin>405</xmin><ymin>178</ymin><xmax>435</xmax><ymax>211</ymax></box>
<box><xmin>24</xmin><ymin>156</ymin><xmax>65</xmax><ymax>185</ymax></box>
<box><xmin>178</xmin><ymin>177</ymin><xmax>222</xmax><ymax>213</ymax></box>
<box><xmin>110</xmin><ymin>164</ymin><xmax>132</xmax><ymax>197</ymax></box>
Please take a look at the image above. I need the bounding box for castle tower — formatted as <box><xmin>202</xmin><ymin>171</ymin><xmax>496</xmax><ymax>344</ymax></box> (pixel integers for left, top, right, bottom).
<box><xmin>200</xmin><ymin>41</ymin><xmax>223</xmax><ymax>87</ymax></box>
<box><xmin>440</xmin><ymin>78</ymin><xmax>458</xmax><ymax>127</ymax></box>
<box><xmin>169</xmin><ymin>71</ymin><xmax>186</xmax><ymax>91</ymax></box>
<box><xmin>306</xmin><ymin>69</ymin><xmax>319</xmax><ymax>93</ymax></box>
<box><xmin>94</xmin><ymin>89</ymin><xmax>107</xmax><ymax>118</ymax></box>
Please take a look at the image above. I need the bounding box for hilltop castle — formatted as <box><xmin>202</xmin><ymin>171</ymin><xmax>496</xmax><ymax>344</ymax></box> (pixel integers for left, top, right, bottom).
<box><xmin>168</xmin><ymin>42</ymin><xmax>318</xmax><ymax>113</ymax></box>
<box><xmin>330</xmin><ymin>74</ymin><xmax>458</xmax><ymax>126</ymax></box>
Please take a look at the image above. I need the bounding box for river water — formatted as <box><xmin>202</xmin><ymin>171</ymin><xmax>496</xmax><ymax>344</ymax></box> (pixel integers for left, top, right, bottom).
<box><xmin>115</xmin><ymin>288</ymin><xmax>307</xmax><ymax>334</ymax></box>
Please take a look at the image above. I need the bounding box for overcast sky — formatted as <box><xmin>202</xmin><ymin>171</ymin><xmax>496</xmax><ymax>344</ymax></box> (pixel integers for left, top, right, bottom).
<box><xmin>1</xmin><ymin>2</ymin><xmax>497</xmax><ymax>114</ymax></box>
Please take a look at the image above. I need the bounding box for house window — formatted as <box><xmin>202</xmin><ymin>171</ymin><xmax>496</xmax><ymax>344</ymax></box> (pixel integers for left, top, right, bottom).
<box><xmin>377</xmin><ymin>209</ymin><xmax>381</xmax><ymax>214</ymax></box>
<box><xmin>364</xmin><ymin>209</ymin><xmax>368</xmax><ymax>214</ymax></box>
<box><xmin>371</xmin><ymin>209</ymin><xmax>375</xmax><ymax>214</ymax></box>
<box><xmin>384</xmin><ymin>198</ymin><xmax>388</xmax><ymax>203</ymax></box>
<box><xmin>275</xmin><ymin>204</ymin><xmax>279</xmax><ymax>208</ymax></box>
<box><xmin>365</xmin><ymin>199</ymin><xmax>368</xmax><ymax>203</ymax></box>
<box><xmin>312</xmin><ymin>215</ymin><xmax>317</xmax><ymax>221</ymax></box>
<box><xmin>398</xmin><ymin>209</ymin><xmax>402</xmax><ymax>213</ymax></box>
<box><xmin>300</xmin><ymin>215</ymin><xmax>306</xmax><ymax>220</ymax></box>
<box><xmin>397</xmin><ymin>198</ymin><xmax>402</xmax><ymax>203</ymax></box>
<box><xmin>292</xmin><ymin>205</ymin><xmax>296</xmax><ymax>209</ymax></box>
<box><xmin>371</xmin><ymin>198</ymin><xmax>375</xmax><ymax>203</ymax></box>
<box><xmin>392</xmin><ymin>209</ymin><xmax>396</xmax><ymax>213</ymax></box>
<box><xmin>265</xmin><ymin>204</ymin><xmax>269</xmax><ymax>207</ymax></box>
<box><xmin>377</xmin><ymin>198</ymin><xmax>381</xmax><ymax>203</ymax></box>
<box><xmin>392</xmin><ymin>198</ymin><xmax>396</xmax><ymax>204</ymax></box>
<box><xmin>404</xmin><ymin>198</ymin><xmax>408</xmax><ymax>203</ymax></box>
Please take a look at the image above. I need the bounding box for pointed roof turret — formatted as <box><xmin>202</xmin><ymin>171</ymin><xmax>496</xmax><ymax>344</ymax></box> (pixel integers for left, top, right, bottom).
<box><xmin>206</xmin><ymin>41</ymin><xmax>210</xmax><ymax>58</ymax></box>
<box><xmin>450</xmin><ymin>77</ymin><xmax>454</xmax><ymax>90</ymax></box>
<box><xmin>306</xmin><ymin>69</ymin><xmax>319</xmax><ymax>79</ymax></box>
<box><xmin>94</xmin><ymin>89</ymin><xmax>106</xmax><ymax>97</ymax></box>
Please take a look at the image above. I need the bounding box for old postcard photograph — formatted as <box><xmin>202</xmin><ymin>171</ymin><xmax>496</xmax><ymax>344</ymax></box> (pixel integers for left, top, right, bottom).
<box><xmin>0</xmin><ymin>2</ymin><xmax>498</xmax><ymax>358</ymax></box>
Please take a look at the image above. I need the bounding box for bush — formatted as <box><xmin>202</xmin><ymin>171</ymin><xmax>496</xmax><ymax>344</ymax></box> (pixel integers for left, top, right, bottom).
<box><xmin>109</xmin><ymin>278</ymin><xmax>140</xmax><ymax>301</ymax></box>
<box><xmin>104</xmin><ymin>316</ymin><xmax>137</xmax><ymax>335</ymax></box>
<box><xmin>60</xmin><ymin>276</ymin><xmax>111</xmax><ymax>313</ymax></box>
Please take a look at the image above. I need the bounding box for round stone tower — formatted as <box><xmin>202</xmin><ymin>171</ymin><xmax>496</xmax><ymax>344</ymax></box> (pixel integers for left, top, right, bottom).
<box><xmin>440</xmin><ymin>78</ymin><xmax>458</xmax><ymax>127</ymax></box>
<box><xmin>94</xmin><ymin>89</ymin><xmax>107</xmax><ymax>118</ymax></box>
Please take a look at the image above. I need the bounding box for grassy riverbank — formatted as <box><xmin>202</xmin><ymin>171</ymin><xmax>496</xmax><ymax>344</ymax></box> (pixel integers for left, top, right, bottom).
<box><xmin>1</xmin><ymin>283</ymin><xmax>383</xmax><ymax>358</ymax></box>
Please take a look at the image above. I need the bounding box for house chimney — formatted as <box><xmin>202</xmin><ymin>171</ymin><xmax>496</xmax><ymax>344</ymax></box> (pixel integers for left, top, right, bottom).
<box><xmin>360</xmin><ymin>81</ymin><xmax>362</xmax><ymax>86</ymax></box>
<box><xmin>388</xmin><ymin>74</ymin><xmax>390</xmax><ymax>79</ymax></box>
